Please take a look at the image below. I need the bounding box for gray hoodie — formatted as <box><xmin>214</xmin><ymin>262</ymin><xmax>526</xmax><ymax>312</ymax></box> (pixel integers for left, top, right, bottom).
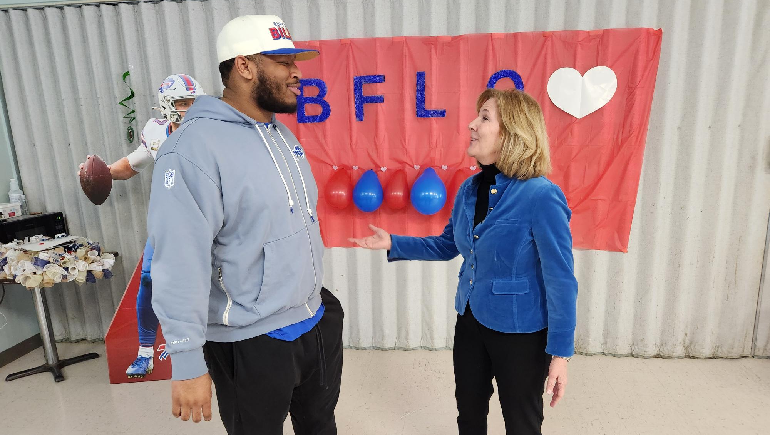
<box><xmin>147</xmin><ymin>95</ymin><xmax>324</xmax><ymax>381</ymax></box>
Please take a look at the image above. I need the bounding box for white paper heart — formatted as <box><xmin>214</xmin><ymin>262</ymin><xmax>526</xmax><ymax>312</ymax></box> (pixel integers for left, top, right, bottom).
<box><xmin>547</xmin><ymin>66</ymin><xmax>617</xmax><ymax>119</ymax></box>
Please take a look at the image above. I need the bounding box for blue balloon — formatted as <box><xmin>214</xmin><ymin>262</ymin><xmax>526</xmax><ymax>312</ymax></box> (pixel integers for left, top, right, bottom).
<box><xmin>410</xmin><ymin>167</ymin><xmax>447</xmax><ymax>215</ymax></box>
<box><xmin>353</xmin><ymin>169</ymin><xmax>384</xmax><ymax>212</ymax></box>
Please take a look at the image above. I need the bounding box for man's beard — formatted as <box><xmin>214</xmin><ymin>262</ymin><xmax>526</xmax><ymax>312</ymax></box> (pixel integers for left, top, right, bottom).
<box><xmin>252</xmin><ymin>70</ymin><xmax>298</xmax><ymax>114</ymax></box>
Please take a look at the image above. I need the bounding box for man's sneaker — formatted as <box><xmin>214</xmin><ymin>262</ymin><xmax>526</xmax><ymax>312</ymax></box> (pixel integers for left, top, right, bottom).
<box><xmin>126</xmin><ymin>355</ymin><xmax>154</xmax><ymax>378</ymax></box>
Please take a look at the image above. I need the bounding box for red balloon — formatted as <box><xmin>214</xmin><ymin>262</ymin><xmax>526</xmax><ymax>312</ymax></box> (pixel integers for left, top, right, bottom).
<box><xmin>325</xmin><ymin>169</ymin><xmax>352</xmax><ymax>210</ymax></box>
<box><xmin>447</xmin><ymin>168</ymin><xmax>477</xmax><ymax>206</ymax></box>
<box><xmin>384</xmin><ymin>170</ymin><xmax>409</xmax><ymax>210</ymax></box>
<box><xmin>451</xmin><ymin>168</ymin><xmax>477</xmax><ymax>192</ymax></box>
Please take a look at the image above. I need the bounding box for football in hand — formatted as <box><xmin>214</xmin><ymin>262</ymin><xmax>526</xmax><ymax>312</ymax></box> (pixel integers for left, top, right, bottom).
<box><xmin>80</xmin><ymin>155</ymin><xmax>112</xmax><ymax>205</ymax></box>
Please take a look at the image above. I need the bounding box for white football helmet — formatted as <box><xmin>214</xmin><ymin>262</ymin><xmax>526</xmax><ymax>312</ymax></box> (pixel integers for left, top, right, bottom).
<box><xmin>156</xmin><ymin>74</ymin><xmax>205</xmax><ymax>123</ymax></box>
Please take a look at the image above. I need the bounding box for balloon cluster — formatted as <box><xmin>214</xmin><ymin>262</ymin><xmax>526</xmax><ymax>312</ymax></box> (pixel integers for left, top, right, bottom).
<box><xmin>325</xmin><ymin>168</ymin><xmax>447</xmax><ymax>215</ymax></box>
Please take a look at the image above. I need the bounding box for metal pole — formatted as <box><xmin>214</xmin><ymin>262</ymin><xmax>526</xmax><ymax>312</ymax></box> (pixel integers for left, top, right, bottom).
<box><xmin>32</xmin><ymin>286</ymin><xmax>59</xmax><ymax>366</ymax></box>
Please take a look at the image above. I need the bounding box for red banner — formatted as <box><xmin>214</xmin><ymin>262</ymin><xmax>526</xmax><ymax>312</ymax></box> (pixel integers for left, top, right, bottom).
<box><xmin>278</xmin><ymin>28</ymin><xmax>662</xmax><ymax>252</ymax></box>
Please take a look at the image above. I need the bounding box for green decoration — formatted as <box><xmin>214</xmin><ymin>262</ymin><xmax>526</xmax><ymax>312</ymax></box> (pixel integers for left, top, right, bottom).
<box><xmin>118</xmin><ymin>70</ymin><xmax>136</xmax><ymax>143</ymax></box>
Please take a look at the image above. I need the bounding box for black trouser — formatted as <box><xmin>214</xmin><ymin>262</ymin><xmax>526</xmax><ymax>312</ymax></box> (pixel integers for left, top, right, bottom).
<box><xmin>454</xmin><ymin>304</ymin><xmax>550</xmax><ymax>435</ymax></box>
<box><xmin>203</xmin><ymin>288</ymin><xmax>344</xmax><ymax>435</ymax></box>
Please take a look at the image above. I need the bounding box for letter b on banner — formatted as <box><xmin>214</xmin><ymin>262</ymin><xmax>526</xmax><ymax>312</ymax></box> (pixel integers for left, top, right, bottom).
<box><xmin>297</xmin><ymin>79</ymin><xmax>331</xmax><ymax>124</ymax></box>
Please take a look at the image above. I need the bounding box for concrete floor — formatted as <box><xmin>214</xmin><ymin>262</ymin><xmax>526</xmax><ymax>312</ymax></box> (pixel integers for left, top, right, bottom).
<box><xmin>1</xmin><ymin>342</ymin><xmax>769</xmax><ymax>434</ymax></box>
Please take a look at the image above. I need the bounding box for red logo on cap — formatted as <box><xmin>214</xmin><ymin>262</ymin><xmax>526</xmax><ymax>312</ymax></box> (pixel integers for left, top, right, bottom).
<box><xmin>269</xmin><ymin>26</ymin><xmax>292</xmax><ymax>41</ymax></box>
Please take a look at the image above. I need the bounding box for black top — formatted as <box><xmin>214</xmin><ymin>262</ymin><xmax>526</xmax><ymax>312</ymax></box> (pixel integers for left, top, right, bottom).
<box><xmin>474</xmin><ymin>164</ymin><xmax>501</xmax><ymax>228</ymax></box>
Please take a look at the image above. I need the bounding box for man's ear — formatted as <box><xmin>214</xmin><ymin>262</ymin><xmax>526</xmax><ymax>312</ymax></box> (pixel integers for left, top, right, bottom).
<box><xmin>233</xmin><ymin>55</ymin><xmax>256</xmax><ymax>82</ymax></box>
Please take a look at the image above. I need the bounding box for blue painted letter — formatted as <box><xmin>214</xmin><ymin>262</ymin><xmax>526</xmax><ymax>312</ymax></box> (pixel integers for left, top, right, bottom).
<box><xmin>354</xmin><ymin>75</ymin><xmax>385</xmax><ymax>121</ymax></box>
<box><xmin>297</xmin><ymin>79</ymin><xmax>331</xmax><ymax>123</ymax></box>
<box><xmin>416</xmin><ymin>72</ymin><xmax>446</xmax><ymax>118</ymax></box>
<box><xmin>487</xmin><ymin>70</ymin><xmax>525</xmax><ymax>90</ymax></box>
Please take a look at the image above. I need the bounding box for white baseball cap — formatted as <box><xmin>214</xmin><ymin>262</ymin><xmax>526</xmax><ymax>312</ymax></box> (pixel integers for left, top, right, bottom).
<box><xmin>216</xmin><ymin>15</ymin><xmax>319</xmax><ymax>63</ymax></box>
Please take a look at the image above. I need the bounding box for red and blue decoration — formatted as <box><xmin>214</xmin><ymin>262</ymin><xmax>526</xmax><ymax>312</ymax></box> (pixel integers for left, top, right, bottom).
<box><xmin>410</xmin><ymin>168</ymin><xmax>447</xmax><ymax>216</ymax></box>
<box><xmin>384</xmin><ymin>170</ymin><xmax>409</xmax><ymax>210</ymax></box>
<box><xmin>325</xmin><ymin>169</ymin><xmax>353</xmax><ymax>210</ymax></box>
<box><xmin>279</xmin><ymin>28</ymin><xmax>662</xmax><ymax>252</ymax></box>
<box><xmin>353</xmin><ymin>170</ymin><xmax>384</xmax><ymax>212</ymax></box>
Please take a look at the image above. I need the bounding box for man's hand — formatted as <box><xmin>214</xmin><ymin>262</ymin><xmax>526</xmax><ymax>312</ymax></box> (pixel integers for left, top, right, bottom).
<box><xmin>79</xmin><ymin>155</ymin><xmax>136</xmax><ymax>180</ymax></box>
<box><xmin>171</xmin><ymin>373</ymin><xmax>213</xmax><ymax>423</ymax></box>
<box><xmin>77</xmin><ymin>155</ymin><xmax>92</xmax><ymax>178</ymax></box>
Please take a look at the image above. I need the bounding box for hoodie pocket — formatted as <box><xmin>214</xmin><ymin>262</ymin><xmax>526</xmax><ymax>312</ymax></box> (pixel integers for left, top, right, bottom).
<box><xmin>255</xmin><ymin>228</ymin><xmax>316</xmax><ymax>318</ymax></box>
<box><xmin>217</xmin><ymin>267</ymin><xmax>234</xmax><ymax>326</ymax></box>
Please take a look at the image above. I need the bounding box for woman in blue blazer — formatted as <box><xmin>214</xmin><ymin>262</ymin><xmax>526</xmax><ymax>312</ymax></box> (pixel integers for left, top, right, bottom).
<box><xmin>350</xmin><ymin>88</ymin><xmax>578</xmax><ymax>435</ymax></box>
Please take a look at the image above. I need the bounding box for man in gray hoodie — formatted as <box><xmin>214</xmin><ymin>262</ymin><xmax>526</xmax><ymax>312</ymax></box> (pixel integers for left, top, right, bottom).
<box><xmin>147</xmin><ymin>15</ymin><xmax>343</xmax><ymax>435</ymax></box>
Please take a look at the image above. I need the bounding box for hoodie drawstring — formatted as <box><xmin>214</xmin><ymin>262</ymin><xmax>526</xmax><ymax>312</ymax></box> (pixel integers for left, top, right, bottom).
<box><xmin>255</xmin><ymin>124</ymin><xmax>294</xmax><ymax>214</ymax></box>
<box><xmin>265</xmin><ymin>124</ymin><xmax>319</xmax><ymax>296</ymax></box>
<box><xmin>273</xmin><ymin>126</ymin><xmax>316</xmax><ymax>223</ymax></box>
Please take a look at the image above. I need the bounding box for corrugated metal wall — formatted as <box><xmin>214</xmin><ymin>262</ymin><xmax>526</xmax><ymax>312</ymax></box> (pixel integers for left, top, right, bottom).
<box><xmin>1</xmin><ymin>0</ymin><xmax>769</xmax><ymax>357</ymax></box>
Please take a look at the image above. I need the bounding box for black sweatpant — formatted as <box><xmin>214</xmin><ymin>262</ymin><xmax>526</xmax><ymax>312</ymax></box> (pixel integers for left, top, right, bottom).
<box><xmin>203</xmin><ymin>288</ymin><xmax>344</xmax><ymax>435</ymax></box>
<box><xmin>454</xmin><ymin>304</ymin><xmax>550</xmax><ymax>435</ymax></box>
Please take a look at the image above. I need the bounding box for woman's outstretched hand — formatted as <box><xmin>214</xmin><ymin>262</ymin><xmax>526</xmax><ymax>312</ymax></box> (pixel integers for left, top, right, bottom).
<box><xmin>348</xmin><ymin>224</ymin><xmax>392</xmax><ymax>250</ymax></box>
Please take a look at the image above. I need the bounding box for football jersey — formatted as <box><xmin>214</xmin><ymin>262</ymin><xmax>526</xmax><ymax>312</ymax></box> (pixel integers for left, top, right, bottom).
<box><xmin>126</xmin><ymin>118</ymin><xmax>172</xmax><ymax>172</ymax></box>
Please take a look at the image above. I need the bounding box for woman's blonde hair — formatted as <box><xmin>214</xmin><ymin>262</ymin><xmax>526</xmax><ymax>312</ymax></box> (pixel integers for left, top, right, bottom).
<box><xmin>476</xmin><ymin>88</ymin><xmax>551</xmax><ymax>179</ymax></box>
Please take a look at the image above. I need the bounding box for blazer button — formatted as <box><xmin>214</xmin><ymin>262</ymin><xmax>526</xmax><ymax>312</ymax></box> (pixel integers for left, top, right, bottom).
<box><xmin>471</xmin><ymin>264</ymin><xmax>474</xmax><ymax>269</ymax></box>
<box><xmin>474</xmin><ymin>235</ymin><xmax>479</xmax><ymax>239</ymax></box>
<box><xmin>469</xmin><ymin>279</ymin><xmax>473</xmax><ymax>284</ymax></box>
<box><xmin>490</xmin><ymin>188</ymin><xmax>498</xmax><ymax>194</ymax></box>
<box><xmin>470</xmin><ymin>249</ymin><xmax>473</xmax><ymax>254</ymax></box>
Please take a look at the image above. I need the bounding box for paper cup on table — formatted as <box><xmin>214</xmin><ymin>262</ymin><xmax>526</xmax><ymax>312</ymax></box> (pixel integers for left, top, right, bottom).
<box><xmin>21</xmin><ymin>274</ymin><xmax>43</xmax><ymax>289</ymax></box>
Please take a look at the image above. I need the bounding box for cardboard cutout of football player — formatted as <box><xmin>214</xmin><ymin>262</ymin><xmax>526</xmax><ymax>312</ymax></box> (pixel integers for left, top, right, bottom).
<box><xmin>78</xmin><ymin>74</ymin><xmax>205</xmax><ymax>378</ymax></box>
